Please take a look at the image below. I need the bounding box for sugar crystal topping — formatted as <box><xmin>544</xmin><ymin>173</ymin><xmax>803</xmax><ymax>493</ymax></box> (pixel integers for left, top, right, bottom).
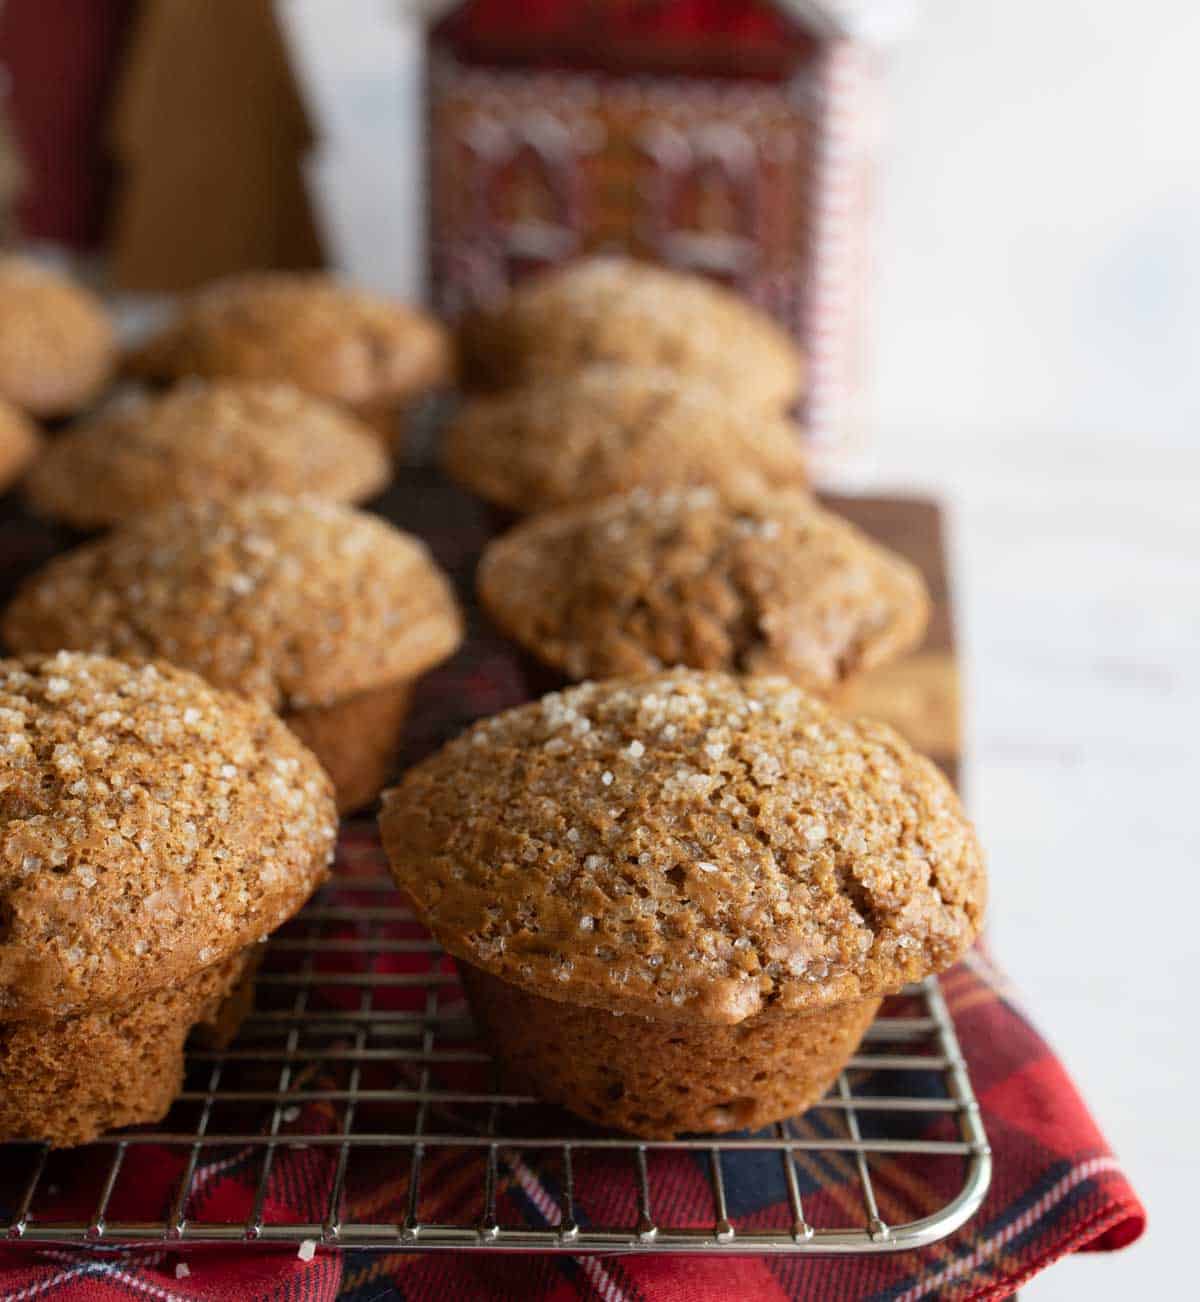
<box><xmin>4</xmin><ymin>494</ymin><xmax>463</xmax><ymax>709</ymax></box>
<box><xmin>380</xmin><ymin>669</ymin><xmax>985</xmax><ymax>1025</ymax></box>
<box><xmin>0</xmin><ymin>652</ymin><xmax>336</xmax><ymax>1019</ymax></box>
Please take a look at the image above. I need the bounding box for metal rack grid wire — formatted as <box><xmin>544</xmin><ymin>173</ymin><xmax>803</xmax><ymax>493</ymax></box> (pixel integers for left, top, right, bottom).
<box><xmin>1</xmin><ymin>872</ymin><xmax>991</xmax><ymax>1255</ymax></box>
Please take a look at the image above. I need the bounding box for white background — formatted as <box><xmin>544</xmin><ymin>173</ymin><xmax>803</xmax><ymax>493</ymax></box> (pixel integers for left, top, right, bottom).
<box><xmin>283</xmin><ymin>1</ymin><xmax>1199</xmax><ymax>1293</ymax></box>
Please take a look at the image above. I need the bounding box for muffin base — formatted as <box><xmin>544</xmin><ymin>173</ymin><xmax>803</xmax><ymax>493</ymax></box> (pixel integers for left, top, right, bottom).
<box><xmin>189</xmin><ymin>949</ymin><xmax>262</xmax><ymax>1050</ymax></box>
<box><xmin>284</xmin><ymin>679</ymin><xmax>413</xmax><ymax>814</ymax></box>
<box><xmin>0</xmin><ymin>951</ymin><xmax>254</xmax><ymax>1147</ymax></box>
<box><xmin>460</xmin><ymin>963</ymin><xmax>882</xmax><ymax>1139</ymax></box>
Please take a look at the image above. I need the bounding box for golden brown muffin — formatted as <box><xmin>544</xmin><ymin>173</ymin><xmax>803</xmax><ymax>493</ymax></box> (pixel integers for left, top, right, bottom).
<box><xmin>460</xmin><ymin>966</ymin><xmax>881</xmax><ymax>1139</ymax></box>
<box><xmin>443</xmin><ymin>364</ymin><xmax>808</xmax><ymax>517</ymax></box>
<box><xmin>479</xmin><ymin>488</ymin><xmax>930</xmax><ymax>692</ymax></box>
<box><xmin>380</xmin><ymin>670</ymin><xmax>985</xmax><ymax>1138</ymax></box>
<box><xmin>0</xmin><ymin>951</ymin><xmax>253</xmax><ymax>1147</ymax></box>
<box><xmin>25</xmin><ymin>380</ymin><xmax>391</xmax><ymax>529</ymax></box>
<box><xmin>127</xmin><ymin>272</ymin><xmax>452</xmax><ymax>444</ymax></box>
<box><xmin>0</xmin><ymin>651</ymin><xmax>335</xmax><ymax>1019</ymax></box>
<box><xmin>460</xmin><ymin>257</ymin><xmax>804</xmax><ymax>413</ymax></box>
<box><xmin>3</xmin><ymin>495</ymin><xmax>464</xmax><ymax>810</ymax></box>
<box><xmin>0</xmin><ymin>257</ymin><xmax>116</xmax><ymax>418</ymax></box>
<box><xmin>0</xmin><ymin>396</ymin><xmax>39</xmax><ymax>494</ymax></box>
<box><xmin>0</xmin><ymin>651</ymin><xmax>336</xmax><ymax>1145</ymax></box>
<box><xmin>282</xmin><ymin>679</ymin><xmax>415</xmax><ymax>817</ymax></box>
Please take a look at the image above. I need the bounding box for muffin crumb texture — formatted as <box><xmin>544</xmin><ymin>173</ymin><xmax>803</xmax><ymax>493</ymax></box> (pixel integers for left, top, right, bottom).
<box><xmin>3</xmin><ymin>494</ymin><xmax>464</xmax><ymax>709</ymax></box>
<box><xmin>0</xmin><ymin>651</ymin><xmax>336</xmax><ymax>1020</ymax></box>
<box><xmin>25</xmin><ymin>380</ymin><xmax>391</xmax><ymax>528</ymax></box>
<box><xmin>444</xmin><ymin>363</ymin><xmax>808</xmax><ymax>514</ymax></box>
<box><xmin>479</xmin><ymin>488</ymin><xmax>930</xmax><ymax>691</ymax></box>
<box><xmin>381</xmin><ymin>670</ymin><xmax>985</xmax><ymax>1025</ymax></box>
<box><xmin>0</xmin><ymin>951</ymin><xmax>252</xmax><ymax>1146</ymax></box>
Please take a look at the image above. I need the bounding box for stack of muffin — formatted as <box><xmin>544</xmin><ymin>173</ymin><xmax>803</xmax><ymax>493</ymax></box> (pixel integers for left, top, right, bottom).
<box><xmin>0</xmin><ymin>255</ymin><xmax>984</xmax><ymax>1147</ymax></box>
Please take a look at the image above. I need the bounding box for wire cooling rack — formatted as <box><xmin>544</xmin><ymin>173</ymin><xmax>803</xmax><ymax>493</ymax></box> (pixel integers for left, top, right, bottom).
<box><xmin>0</xmin><ymin>869</ymin><xmax>991</xmax><ymax>1255</ymax></box>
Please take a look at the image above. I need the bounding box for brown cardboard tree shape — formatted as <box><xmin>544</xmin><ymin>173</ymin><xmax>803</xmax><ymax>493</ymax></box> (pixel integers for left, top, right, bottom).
<box><xmin>109</xmin><ymin>0</ymin><xmax>322</xmax><ymax>290</ymax></box>
<box><xmin>0</xmin><ymin>84</ymin><xmax>25</xmax><ymax>246</ymax></box>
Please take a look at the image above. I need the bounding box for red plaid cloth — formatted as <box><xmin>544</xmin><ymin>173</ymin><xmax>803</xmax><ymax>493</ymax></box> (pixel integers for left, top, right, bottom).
<box><xmin>0</xmin><ymin>476</ymin><xmax>1144</xmax><ymax>1299</ymax></box>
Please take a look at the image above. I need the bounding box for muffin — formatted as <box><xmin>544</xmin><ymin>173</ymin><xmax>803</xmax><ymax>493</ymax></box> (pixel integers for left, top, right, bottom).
<box><xmin>0</xmin><ymin>397</ymin><xmax>39</xmax><ymax>495</ymax></box>
<box><xmin>0</xmin><ymin>651</ymin><xmax>336</xmax><ymax>1145</ymax></box>
<box><xmin>380</xmin><ymin>670</ymin><xmax>986</xmax><ymax>1138</ymax></box>
<box><xmin>24</xmin><ymin>379</ymin><xmax>391</xmax><ymax>530</ymax></box>
<box><xmin>443</xmin><ymin>364</ymin><xmax>808</xmax><ymax>521</ymax></box>
<box><xmin>479</xmin><ymin>488</ymin><xmax>930</xmax><ymax>694</ymax></box>
<box><xmin>0</xmin><ymin>257</ymin><xmax>116</xmax><ymax>419</ymax></box>
<box><xmin>127</xmin><ymin>272</ymin><xmax>452</xmax><ymax>447</ymax></box>
<box><xmin>3</xmin><ymin>495</ymin><xmax>464</xmax><ymax>812</ymax></box>
<box><xmin>460</xmin><ymin>257</ymin><xmax>804</xmax><ymax>414</ymax></box>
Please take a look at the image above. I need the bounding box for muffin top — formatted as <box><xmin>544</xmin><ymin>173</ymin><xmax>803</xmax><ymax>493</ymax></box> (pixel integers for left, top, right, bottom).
<box><xmin>0</xmin><ymin>652</ymin><xmax>336</xmax><ymax>1020</ymax></box>
<box><xmin>128</xmin><ymin>272</ymin><xmax>452</xmax><ymax>405</ymax></box>
<box><xmin>479</xmin><ymin>489</ymin><xmax>929</xmax><ymax>692</ymax></box>
<box><xmin>0</xmin><ymin>257</ymin><xmax>116</xmax><ymax>418</ymax></box>
<box><xmin>461</xmin><ymin>257</ymin><xmax>804</xmax><ymax>413</ymax></box>
<box><xmin>380</xmin><ymin>670</ymin><xmax>986</xmax><ymax>1025</ymax></box>
<box><xmin>3</xmin><ymin>495</ymin><xmax>464</xmax><ymax>710</ymax></box>
<box><xmin>443</xmin><ymin>364</ymin><xmax>808</xmax><ymax>515</ymax></box>
<box><xmin>0</xmin><ymin>397</ymin><xmax>39</xmax><ymax>494</ymax></box>
<box><xmin>25</xmin><ymin>380</ymin><xmax>392</xmax><ymax>529</ymax></box>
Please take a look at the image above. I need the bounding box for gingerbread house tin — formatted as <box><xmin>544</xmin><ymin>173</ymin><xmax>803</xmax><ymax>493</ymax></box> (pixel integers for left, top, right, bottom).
<box><xmin>425</xmin><ymin>0</ymin><xmax>884</xmax><ymax>457</ymax></box>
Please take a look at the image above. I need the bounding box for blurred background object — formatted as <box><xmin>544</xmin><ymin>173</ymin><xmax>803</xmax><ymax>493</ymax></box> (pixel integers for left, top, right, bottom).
<box><xmin>279</xmin><ymin>0</ymin><xmax>423</xmax><ymax>300</ymax></box>
<box><xmin>0</xmin><ymin>0</ymin><xmax>134</xmax><ymax>248</ymax></box>
<box><xmin>421</xmin><ymin>0</ymin><xmax>882</xmax><ymax>457</ymax></box>
<box><xmin>0</xmin><ymin>0</ymin><xmax>323</xmax><ymax>284</ymax></box>
<box><xmin>108</xmin><ymin>0</ymin><xmax>321</xmax><ymax>288</ymax></box>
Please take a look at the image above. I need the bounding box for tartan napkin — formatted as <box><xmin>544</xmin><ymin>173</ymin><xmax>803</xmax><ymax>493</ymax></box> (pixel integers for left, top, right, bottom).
<box><xmin>0</xmin><ymin>480</ymin><xmax>1145</xmax><ymax>1300</ymax></box>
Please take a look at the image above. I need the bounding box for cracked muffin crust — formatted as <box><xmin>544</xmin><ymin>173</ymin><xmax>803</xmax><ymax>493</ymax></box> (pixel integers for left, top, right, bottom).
<box><xmin>381</xmin><ymin>670</ymin><xmax>985</xmax><ymax>1025</ymax></box>
<box><xmin>127</xmin><ymin>272</ymin><xmax>451</xmax><ymax>414</ymax></box>
<box><xmin>460</xmin><ymin>257</ymin><xmax>804</xmax><ymax>413</ymax></box>
<box><xmin>0</xmin><ymin>397</ymin><xmax>39</xmax><ymax>495</ymax></box>
<box><xmin>479</xmin><ymin>488</ymin><xmax>931</xmax><ymax>693</ymax></box>
<box><xmin>0</xmin><ymin>652</ymin><xmax>336</xmax><ymax>1021</ymax></box>
<box><xmin>25</xmin><ymin>380</ymin><xmax>391</xmax><ymax>529</ymax></box>
<box><xmin>443</xmin><ymin>364</ymin><xmax>809</xmax><ymax>516</ymax></box>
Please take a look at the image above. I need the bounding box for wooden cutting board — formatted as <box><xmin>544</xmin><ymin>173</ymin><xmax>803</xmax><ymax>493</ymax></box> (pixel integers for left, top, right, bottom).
<box><xmin>824</xmin><ymin>494</ymin><xmax>960</xmax><ymax>786</ymax></box>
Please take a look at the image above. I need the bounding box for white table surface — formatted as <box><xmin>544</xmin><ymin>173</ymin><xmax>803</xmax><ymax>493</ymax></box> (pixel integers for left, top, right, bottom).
<box><xmin>841</xmin><ymin>432</ymin><xmax>1198</xmax><ymax>1298</ymax></box>
<box><xmin>863</xmin><ymin>2</ymin><xmax>1200</xmax><ymax>1288</ymax></box>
